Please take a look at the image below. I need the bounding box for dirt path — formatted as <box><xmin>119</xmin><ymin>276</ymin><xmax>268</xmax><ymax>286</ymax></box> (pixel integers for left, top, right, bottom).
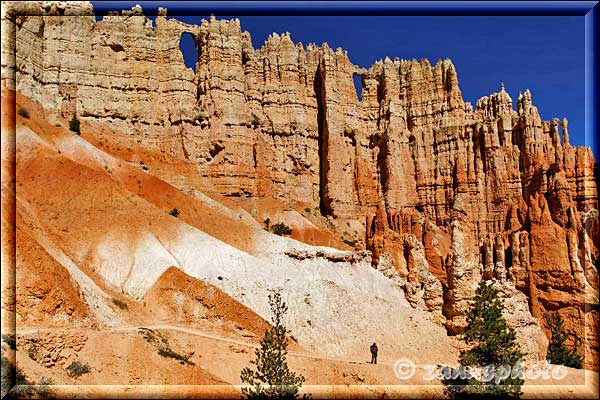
<box><xmin>7</xmin><ymin>324</ymin><xmax>596</xmax><ymax>398</ymax></box>
<box><xmin>11</xmin><ymin>324</ymin><xmax>402</xmax><ymax>367</ymax></box>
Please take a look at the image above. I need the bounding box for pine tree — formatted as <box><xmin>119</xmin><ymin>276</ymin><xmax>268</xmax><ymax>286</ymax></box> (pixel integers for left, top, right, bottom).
<box><xmin>240</xmin><ymin>291</ymin><xmax>310</xmax><ymax>400</ymax></box>
<box><xmin>451</xmin><ymin>280</ymin><xmax>526</xmax><ymax>399</ymax></box>
<box><xmin>69</xmin><ymin>114</ymin><xmax>80</xmax><ymax>135</ymax></box>
<box><xmin>545</xmin><ymin>313</ymin><xmax>583</xmax><ymax>369</ymax></box>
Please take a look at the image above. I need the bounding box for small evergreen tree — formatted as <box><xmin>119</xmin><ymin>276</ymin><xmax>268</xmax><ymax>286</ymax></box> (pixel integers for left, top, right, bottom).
<box><xmin>169</xmin><ymin>208</ymin><xmax>179</xmax><ymax>218</ymax></box>
<box><xmin>449</xmin><ymin>280</ymin><xmax>526</xmax><ymax>399</ymax></box>
<box><xmin>240</xmin><ymin>291</ymin><xmax>309</xmax><ymax>400</ymax></box>
<box><xmin>545</xmin><ymin>313</ymin><xmax>583</xmax><ymax>369</ymax></box>
<box><xmin>69</xmin><ymin>114</ymin><xmax>81</xmax><ymax>134</ymax></box>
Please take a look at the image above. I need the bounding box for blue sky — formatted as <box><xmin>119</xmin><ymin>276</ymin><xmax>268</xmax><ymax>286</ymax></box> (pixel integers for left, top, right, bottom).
<box><xmin>91</xmin><ymin>3</ymin><xmax>595</xmax><ymax>155</ymax></box>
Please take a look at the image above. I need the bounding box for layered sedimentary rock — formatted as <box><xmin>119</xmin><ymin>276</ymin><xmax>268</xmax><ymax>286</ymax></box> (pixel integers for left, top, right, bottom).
<box><xmin>2</xmin><ymin>1</ymin><xmax>598</xmax><ymax>368</ymax></box>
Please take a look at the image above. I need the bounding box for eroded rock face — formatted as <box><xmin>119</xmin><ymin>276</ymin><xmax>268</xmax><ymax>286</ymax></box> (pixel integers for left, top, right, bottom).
<box><xmin>7</xmin><ymin>3</ymin><xmax>595</xmax><ymax>218</ymax></box>
<box><xmin>443</xmin><ymin>219</ymin><xmax>482</xmax><ymax>335</ymax></box>
<box><xmin>506</xmin><ymin>193</ymin><xmax>599</xmax><ymax>369</ymax></box>
<box><xmin>490</xmin><ymin>280</ymin><xmax>549</xmax><ymax>365</ymax></box>
<box><xmin>3</xmin><ymin>1</ymin><xmax>598</xmax><ymax>369</ymax></box>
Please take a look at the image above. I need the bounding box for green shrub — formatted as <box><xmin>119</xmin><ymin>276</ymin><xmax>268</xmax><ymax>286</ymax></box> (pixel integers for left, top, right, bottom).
<box><xmin>139</xmin><ymin>327</ymin><xmax>168</xmax><ymax>346</ymax></box>
<box><xmin>545</xmin><ymin>313</ymin><xmax>583</xmax><ymax>369</ymax></box>
<box><xmin>18</xmin><ymin>107</ymin><xmax>30</xmax><ymax>119</ymax></box>
<box><xmin>271</xmin><ymin>222</ymin><xmax>292</xmax><ymax>236</ymax></box>
<box><xmin>304</xmin><ymin>207</ymin><xmax>311</xmax><ymax>214</ymax></box>
<box><xmin>138</xmin><ymin>328</ymin><xmax>194</xmax><ymax>365</ymax></box>
<box><xmin>158</xmin><ymin>348</ymin><xmax>194</xmax><ymax>365</ymax></box>
<box><xmin>342</xmin><ymin>239</ymin><xmax>356</xmax><ymax>247</ymax></box>
<box><xmin>69</xmin><ymin>114</ymin><xmax>80</xmax><ymax>134</ymax></box>
<box><xmin>66</xmin><ymin>361</ymin><xmax>91</xmax><ymax>378</ymax></box>
<box><xmin>169</xmin><ymin>208</ymin><xmax>180</xmax><ymax>218</ymax></box>
<box><xmin>112</xmin><ymin>298</ymin><xmax>128</xmax><ymax>310</ymax></box>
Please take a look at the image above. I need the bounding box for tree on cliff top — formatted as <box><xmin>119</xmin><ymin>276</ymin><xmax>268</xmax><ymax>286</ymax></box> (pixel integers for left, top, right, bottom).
<box><xmin>240</xmin><ymin>290</ymin><xmax>310</xmax><ymax>400</ymax></box>
<box><xmin>447</xmin><ymin>280</ymin><xmax>526</xmax><ymax>399</ymax></box>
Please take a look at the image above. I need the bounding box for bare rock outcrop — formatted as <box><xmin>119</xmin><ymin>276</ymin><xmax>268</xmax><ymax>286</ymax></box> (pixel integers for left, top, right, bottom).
<box><xmin>443</xmin><ymin>219</ymin><xmax>482</xmax><ymax>335</ymax></box>
<box><xmin>504</xmin><ymin>193</ymin><xmax>599</xmax><ymax>369</ymax></box>
<box><xmin>490</xmin><ymin>280</ymin><xmax>549</xmax><ymax>364</ymax></box>
<box><xmin>2</xmin><ymin>1</ymin><xmax>598</xmax><ymax>369</ymax></box>
<box><xmin>364</xmin><ymin>202</ymin><xmax>445</xmax><ymax>322</ymax></box>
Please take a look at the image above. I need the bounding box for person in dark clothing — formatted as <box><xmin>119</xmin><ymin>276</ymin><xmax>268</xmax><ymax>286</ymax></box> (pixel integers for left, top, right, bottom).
<box><xmin>370</xmin><ymin>342</ymin><xmax>378</xmax><ymax>364</ymax></box>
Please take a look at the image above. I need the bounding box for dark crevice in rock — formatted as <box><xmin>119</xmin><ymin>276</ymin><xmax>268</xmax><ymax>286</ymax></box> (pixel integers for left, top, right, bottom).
<box><xmin>377</xmin><ymin>133</ymin><xmax>390</xmax><ymax>208</ymax></box>
<box><xmin>315</xmin><ymin>64</ymin><xmax>332</xmax><ymax>217</ymax></box>
<box><xmin>109</xmin><ymin>43</ymin><xmax>125</xmax><ymax>52</ymax></box>
<box><xmin>208</xmin><ymin>141</ymin><xmax>225</xmax><ymax>158</ymax></box>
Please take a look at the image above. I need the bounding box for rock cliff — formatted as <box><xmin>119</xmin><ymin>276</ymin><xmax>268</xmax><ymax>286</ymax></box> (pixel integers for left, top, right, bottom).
<box><xmin>2</xmin><ymin>1</ymin><xmax>598</xmax><ymax>369</ymax></box>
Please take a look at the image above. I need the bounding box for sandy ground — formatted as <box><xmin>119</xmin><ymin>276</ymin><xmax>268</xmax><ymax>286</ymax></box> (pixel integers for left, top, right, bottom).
<box><xmin>2</xmin><ymin>324</ymin><xmax>597</xmax><ymax>399</ymax></box>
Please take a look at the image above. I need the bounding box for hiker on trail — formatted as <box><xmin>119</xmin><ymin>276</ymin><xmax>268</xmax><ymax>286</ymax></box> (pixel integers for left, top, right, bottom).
<box><xmin>370</xmin><ymin>342</ymin><xmax>378</xmax><ymax>364</ymax></box>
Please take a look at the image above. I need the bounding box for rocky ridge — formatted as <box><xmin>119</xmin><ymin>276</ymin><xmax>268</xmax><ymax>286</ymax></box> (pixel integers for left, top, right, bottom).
<box><xmin>2</xmin><ymin>1</ymin><xmax>598</xmax><ymax>369</ymax></box>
